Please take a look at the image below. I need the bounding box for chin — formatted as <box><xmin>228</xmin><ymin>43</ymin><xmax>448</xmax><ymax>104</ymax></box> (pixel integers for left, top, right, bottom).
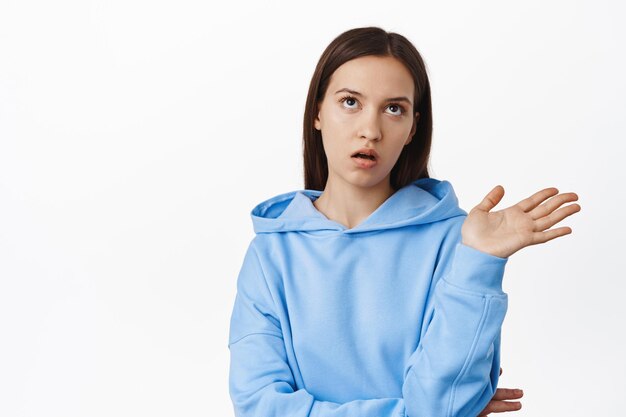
<box><xmin>346</xmin><ymin>171</ymin><xmax>390</xmax><ymax>189</ymax></box>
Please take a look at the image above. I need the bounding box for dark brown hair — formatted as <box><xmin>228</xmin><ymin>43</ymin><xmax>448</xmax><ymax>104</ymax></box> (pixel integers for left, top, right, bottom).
<box><xmin>303</xmin><ymin>26</ymin><xmax>433</xmax><ymax>191</ymax></box>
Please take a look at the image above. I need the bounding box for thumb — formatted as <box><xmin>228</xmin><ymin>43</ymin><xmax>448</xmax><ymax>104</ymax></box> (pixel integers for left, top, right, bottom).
<box><xmin>474</xmin><ymin>185</ymin><xmax>505</xmax><ymax>212</ymax></box>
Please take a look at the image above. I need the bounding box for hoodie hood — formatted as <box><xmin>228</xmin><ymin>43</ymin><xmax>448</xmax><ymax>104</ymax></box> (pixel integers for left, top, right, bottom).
<box><xmin>250</xmin><ymin>177</ymin><xmax>468</xmax><ymax>234</ymax></box>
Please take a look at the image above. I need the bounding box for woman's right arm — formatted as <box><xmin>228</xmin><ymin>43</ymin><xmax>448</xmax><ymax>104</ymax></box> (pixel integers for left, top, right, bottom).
<box><xmin>229</xmin><ymin>334</ymin><xmax>407</xmax><ymax>416</ymax></box>
<box><xmin>228</xmin><ymin>240</ymin><xmax>407</xmax><ymax>417</ymax></box>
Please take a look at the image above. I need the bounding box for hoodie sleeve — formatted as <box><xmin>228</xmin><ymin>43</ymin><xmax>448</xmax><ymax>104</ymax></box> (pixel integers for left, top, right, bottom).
<box><xmin>228</xmin><ymin>239</ymin><xmax>407</xmax><ymax>417</ymax></box>
<box><xmin>401</xmin><ymin>216</ymin><xmax>509</xmax><ymax>417</ymax></box>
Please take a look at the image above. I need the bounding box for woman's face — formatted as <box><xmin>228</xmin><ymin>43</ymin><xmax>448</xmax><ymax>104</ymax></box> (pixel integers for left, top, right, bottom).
<box><xmin>314</xmin><ymin>55</ymin><xmax>420</xmax><ymax>189</ymax></box>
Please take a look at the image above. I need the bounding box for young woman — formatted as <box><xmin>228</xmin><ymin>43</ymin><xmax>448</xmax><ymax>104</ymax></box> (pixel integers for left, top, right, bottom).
<box><xmin>227</xmin><ymin>27</ymin><xmax>581</xmax><ymax>417</ymax></box>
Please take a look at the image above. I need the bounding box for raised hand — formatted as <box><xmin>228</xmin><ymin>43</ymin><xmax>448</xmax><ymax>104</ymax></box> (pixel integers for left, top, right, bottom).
<box><xmin>478</xmin><ymin>367</ymin><xmax>523</xmax><ymax>416</ymax></box>
<box><xmin>461</xmin><ymin>185</ymin><xmax>581</xmax><ymax>258</ymax></box>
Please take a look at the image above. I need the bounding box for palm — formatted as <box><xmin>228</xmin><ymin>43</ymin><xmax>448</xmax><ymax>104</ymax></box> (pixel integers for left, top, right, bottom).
<box><xmin>461</xmin><ymin>185</ymin><xmax>581</xmax><ymax>259</ymax></box>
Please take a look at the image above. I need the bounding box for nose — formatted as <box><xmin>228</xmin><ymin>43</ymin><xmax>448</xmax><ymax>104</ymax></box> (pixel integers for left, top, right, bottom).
<box><xmin>357</xmin><ymin>109</ymin><xmax>382</xmax><ymax>142</ymax></box>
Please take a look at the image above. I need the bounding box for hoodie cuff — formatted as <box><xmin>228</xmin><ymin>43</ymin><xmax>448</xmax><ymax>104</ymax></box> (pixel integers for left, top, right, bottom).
<box><xmin>445</xmin><ymin>242</ymin><xmax>508</xmax><ymax>295</ymax></box>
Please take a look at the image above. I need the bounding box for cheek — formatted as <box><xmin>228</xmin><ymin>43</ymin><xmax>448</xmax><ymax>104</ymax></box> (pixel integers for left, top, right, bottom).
<box><xmin>320</xmin><ymin>139</ymin><xmax>351</xmax><ymax>167</ymax></box>
<box><xmin>322</xmin><ymin>139</ymin><xmax>347</xmax><ymax>160</ymax></box>
<box><xmin>320</xmin><ymin>114</ymin><xmax>350</xmax><ymax>152</ymax></box>
<box><xmin>325</xmin><ymin>106</ymin><xmax>352</xmax><ymax>126</ymax></box>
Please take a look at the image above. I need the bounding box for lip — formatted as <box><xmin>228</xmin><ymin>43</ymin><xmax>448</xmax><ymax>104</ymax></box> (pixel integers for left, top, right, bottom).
<box><xmin>352</xmin><ymin>156</ymin><xmax>378</xmax><ymax>169</ymax></box>
<box><xmin>351</xmin><ymin>147</ymin><xmax>379</xmax><ymax>169</ymax></box>
<box><xmin>351</xmin><ymin>147</ymin><xmax>380</xmax><ymax>160</ymax></box>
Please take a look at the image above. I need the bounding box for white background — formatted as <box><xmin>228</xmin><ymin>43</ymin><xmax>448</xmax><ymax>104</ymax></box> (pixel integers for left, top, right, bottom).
<box><xmin>1</xmin><ymin>1</ymin><xmax>624</xmax><ymax>416</ymax></box>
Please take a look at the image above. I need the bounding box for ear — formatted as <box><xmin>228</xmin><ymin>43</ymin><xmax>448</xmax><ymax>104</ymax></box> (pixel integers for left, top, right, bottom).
<box><xmin>314</xmin><ymin>103</ymin><xmax>322</xmax><ymax>131</ymax></box>
<box><xmin>406</xmin><ymin>112</ymin><xmax>420</xmax><ymax>145</ymax></box>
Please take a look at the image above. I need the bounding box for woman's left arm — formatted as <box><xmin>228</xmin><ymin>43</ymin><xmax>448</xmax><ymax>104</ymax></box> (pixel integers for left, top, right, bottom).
<box><xmin>466</xmin><ymin>185</ymin><xmax>580</xmax><ymax>417</ymax></box>
<box><xmin>401</xmin><ymin>185</ymin><xmax>580</xmax><ymax>417</ymax></box>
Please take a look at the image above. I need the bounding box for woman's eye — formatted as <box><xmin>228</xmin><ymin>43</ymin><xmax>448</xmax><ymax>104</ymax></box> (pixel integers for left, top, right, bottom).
<box><xmin>339</xmin><ymin>95</ymin><xmax>359</xmax><ymax>109</ymax></box>
<box><xmin>386</xmin><ymin>104</ymin><xmax>405</xmax><ymax>116</ymax></box>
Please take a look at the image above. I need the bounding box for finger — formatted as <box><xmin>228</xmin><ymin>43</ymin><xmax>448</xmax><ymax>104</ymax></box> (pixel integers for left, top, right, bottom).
<box><xmin>475</xmin><ymin>185</ymin><xmax>505</xmax><ymax>212</ymax></box>
<box><xmin>499</xmin><ymin>367</ymin><xmax>503</xmax><ymax>376</ymax></box>
<box><xmin>529</xmin><ymin>192</ymin><xmax>579</xmax><ymax>220</ymax></box>
<box><xmin>481</xmin><ymin>400</ymin><xmax>523</xmax><ymax>414</ymax></box>
<box><xmin>533</xmin><ymin>203</ymin><xmax>581</xmax><ymax>232</ymax></box>
<box><xmin>531</xmin><ymin>226</ymin><xmax>573</xmax><ymax>245</ymax></box>
<box><xmin>491</xmin><ymin>388</ymin><xmax>524</xmax><ymax>400</ymax></box>
<box><xmin>515</xmin><ymin>187</ymin><xmax>559</xmax><ymax>212</ymax></box>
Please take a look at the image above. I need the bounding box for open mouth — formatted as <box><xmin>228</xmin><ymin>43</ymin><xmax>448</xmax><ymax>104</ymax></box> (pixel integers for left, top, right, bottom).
<box><xmin>351</xmin><ymin>150</ymin><xmax>378</xmax><ymax>169</ymax></box>
<box><xmin>352</xmin><ymin>153</ymin><xmax>376</xmax><ymax>161</ymax></box>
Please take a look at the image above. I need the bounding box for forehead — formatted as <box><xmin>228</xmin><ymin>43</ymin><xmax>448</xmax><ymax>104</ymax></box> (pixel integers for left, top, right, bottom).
<box><xmin>327</xmin><ymin>55</ymin><xmax>415</xmax><ymax>98</ymax></box>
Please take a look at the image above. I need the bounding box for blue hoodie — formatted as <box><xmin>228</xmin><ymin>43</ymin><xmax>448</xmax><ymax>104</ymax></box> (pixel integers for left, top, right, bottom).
<box><xmin>228</xmin><ymin>177</ymin><xmax>509</xmax><ymax>417</ymax></box>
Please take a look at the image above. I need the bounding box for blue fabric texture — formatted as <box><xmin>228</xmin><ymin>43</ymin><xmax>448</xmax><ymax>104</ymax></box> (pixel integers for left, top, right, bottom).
<box><xmin>228</xmin><ymin>177</ymin><xmax>509</xmax><ymax>417</ymax></box>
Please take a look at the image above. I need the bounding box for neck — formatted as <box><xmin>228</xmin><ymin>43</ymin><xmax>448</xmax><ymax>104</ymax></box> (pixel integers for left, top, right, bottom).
<box><xmin>313</xmin><ymin>172</ymin><xmax>395</xmax><ymax>230</ymax></box>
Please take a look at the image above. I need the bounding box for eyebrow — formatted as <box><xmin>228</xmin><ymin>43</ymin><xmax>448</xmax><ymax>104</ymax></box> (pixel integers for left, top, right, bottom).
<box><xmin>334</xmin><ymin>87</ymin><xmax>413</xmax><ymax>105</ymax></box>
